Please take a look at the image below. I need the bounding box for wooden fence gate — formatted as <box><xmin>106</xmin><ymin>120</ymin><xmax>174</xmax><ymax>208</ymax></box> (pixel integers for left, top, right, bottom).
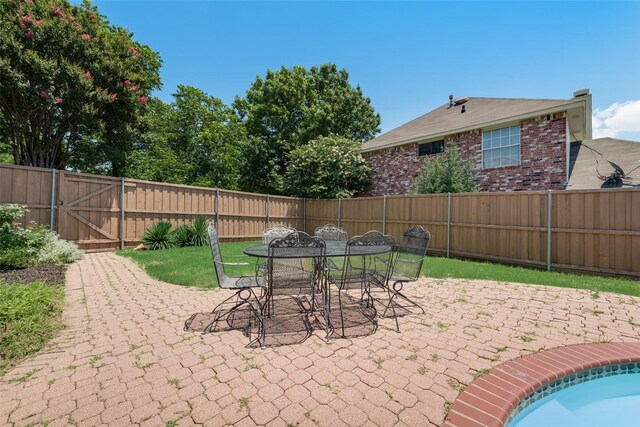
<box><xmin>57</xmin><ymin>171</ymin><xmax>124</xmax><ymax>252</ymax></box>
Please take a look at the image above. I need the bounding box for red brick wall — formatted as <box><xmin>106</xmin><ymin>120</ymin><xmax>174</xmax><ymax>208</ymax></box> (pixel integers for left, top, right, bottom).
<box><xmin>360</xmin><ymin>143</ymin><xmax>424</xmax><ymax>196</ymax></box>
<box><xmin>361</xmin><ymin>113</ymin><xmax>568</xmax><ymax>195</ymax></box>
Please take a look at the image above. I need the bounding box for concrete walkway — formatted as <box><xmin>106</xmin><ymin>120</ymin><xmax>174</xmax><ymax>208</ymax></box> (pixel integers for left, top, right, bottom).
<box><xmin>1</xmin><ymin>253</ymin><xmax>639</xmax><ymax>427</ymax></box>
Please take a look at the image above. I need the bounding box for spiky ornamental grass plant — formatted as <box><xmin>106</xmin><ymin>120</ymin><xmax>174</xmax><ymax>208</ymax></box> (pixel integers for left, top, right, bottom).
<box><xmin>174</xmin><ymin>224</ymin><xmax>192</xmax><ymax>247</ymax></box>
<box><xmin>141</xmin><ymin>221</ymin><xmax>176</xmax><ymax>250</ymax></box>
<box><xmin>189</xmin><ymin>216</ymin><xmax>209</xmax><ymax>247</ymax></box>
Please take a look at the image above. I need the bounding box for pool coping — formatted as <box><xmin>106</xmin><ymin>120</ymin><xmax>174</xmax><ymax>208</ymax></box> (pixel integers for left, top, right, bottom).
<box><xmin>443</xmin><ymin>342</ymin><xmax>640</xmax><ymax>427</ymax></box>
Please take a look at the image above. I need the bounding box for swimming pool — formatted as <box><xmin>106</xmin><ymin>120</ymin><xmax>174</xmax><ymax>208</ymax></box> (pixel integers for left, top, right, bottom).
<box><xmin>509</xmin><ymin>369</ymin><xmax>640</xmax><ymax>426</ymax></box>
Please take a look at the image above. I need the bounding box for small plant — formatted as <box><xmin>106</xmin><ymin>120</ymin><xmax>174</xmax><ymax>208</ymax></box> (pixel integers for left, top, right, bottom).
<box><xmin>168</xmin><ymin>379</ymin><xmax>180</xmax><ymax>388</ymax></box>
<box><xmin>238</xmin><ymin>397</ymin><xmax>250</xmax><ymax>412</ymax></box>
<box><xmin>190</xmin><ymin>216</ymin><xmax>209</xmax><ymax>247</ymax></box>
<box><xmin>447</xmin><ymin>378</ymin><xmax>465</xmax><ymax>392</ymax></box>
<box><xmin>166</xmin><ymin>421</ymin><xmax>177</xmax><ymax>427</ymax></box>
<box><xmin>418</xmin><ymin>366</ymin><xmax>427</xmax><ymax>375</ymax></box>
<box><xmin>520</xmin><ymin>332</ymin><xmax>536</xmax><ymax>343</ymax></box>
<box><xmin>473</xmin><ymin>368</ymin><xmax>491</xmax><ymax>379</ymax></box>
<box><xmin>141</xmin><ymin>221</ymin><xmax>177</xmax><ymax>250</ymax></box>
<box><xmin>174</xmin><ymin>224</ymin><xmax>193</xmax><ymax>247</ymax></box>
<box><xmin>372</xmin><ymin>357</ymin><xmax>384</xmax><ymax>369</ymax></box>
<box><xmin>8</xmin><ymin>368</ymin><xmax>40</xmax><ymax>384</ymax></box>
<box><xmin>325</xmin><ymin>383</ymin><xmax>340</xmax><ymax>394</ymax></box>
<box><xmin>443</xmin><ymin>401</ymin><xmax>452</xmax><ymax>418</ymax></box>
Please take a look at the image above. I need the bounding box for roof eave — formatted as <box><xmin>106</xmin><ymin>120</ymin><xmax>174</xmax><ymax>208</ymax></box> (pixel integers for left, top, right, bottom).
<box><xmin>360</xmin><ymin>99</ymin><xmax>586</xmax><ymax>153</ymax></box>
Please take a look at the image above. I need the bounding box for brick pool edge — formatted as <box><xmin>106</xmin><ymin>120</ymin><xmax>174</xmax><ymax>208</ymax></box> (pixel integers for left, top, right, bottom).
<box><xmin>443</xmin><ymin>342</ymin><xmax>640</xmax><ymax>427</ymax></box>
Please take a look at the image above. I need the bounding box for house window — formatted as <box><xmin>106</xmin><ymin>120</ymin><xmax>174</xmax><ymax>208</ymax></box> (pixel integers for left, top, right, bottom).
<box><xmin>482</xmin><ymin>125</ymin><xmax>520</xmax><ymax>168</ymax></box>
<box><xmin>418</xmin><ymin>140</ymin><xmax>444</xmax><ymax>156</ymax></box>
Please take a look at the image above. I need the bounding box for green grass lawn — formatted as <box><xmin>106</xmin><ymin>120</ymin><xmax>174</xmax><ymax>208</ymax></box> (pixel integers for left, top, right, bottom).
<box><xmin>0</xmin><ymin>281</ymin><xmax>65</xmax><ymax>376</ymax></box>
<box><xmin>118</xmin><ymin>243</ymin><xmax>640</xmax><ymax>297</ymax></box>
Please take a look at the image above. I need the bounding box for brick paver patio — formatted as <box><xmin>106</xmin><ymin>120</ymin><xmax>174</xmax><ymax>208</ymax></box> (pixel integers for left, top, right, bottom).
<box><xmin>1</xmin><ymin>253</ymin><xmax>639</xmax><ymax>427</ymax></box>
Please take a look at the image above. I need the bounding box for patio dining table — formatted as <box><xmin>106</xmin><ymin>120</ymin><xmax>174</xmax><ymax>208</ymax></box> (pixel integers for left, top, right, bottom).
<box><xmin>244</xmin><ymin>240</ymin><xmax>394</xmax><ymax>342</ymax></box>
<box><xmin>243</xmin><ymin>241</ymin><xmax>393</xmax><ymax>258</ymax></box>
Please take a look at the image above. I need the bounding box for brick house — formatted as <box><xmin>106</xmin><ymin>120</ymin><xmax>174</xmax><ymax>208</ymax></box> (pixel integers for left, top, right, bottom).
<box><xmin>360</xmin><ymin>89</ymin><xmax>593</xmax><ymax>195</ymax></box>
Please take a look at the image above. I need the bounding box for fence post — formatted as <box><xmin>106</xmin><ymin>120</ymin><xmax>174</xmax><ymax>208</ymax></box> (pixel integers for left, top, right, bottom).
<box><xmin>337</xmin><ymin>198</ymin><xmax>342</xmax><ymax>227</ymax></box>
<box><xmin>447</xmin><ymin>192</ymin><xmax>452</xmax><ymax>258</ymax></box>
<box><xmin>547</xmin><ymin>190</ymin><xmax>552</xmax><ymax>272</ymax></box>
<box><xmin>120</xmin><ymin>177</ymin><xmax>125</xmax><ymax>250</ymax></box>
<box><xmin>266</xmin><ymin>194</ymin><xmax>270</xmax><ymax>229</ymax></box>
<box><xmin>215</xmin><ymin>189</ymin><xmax>220</xmax><ymax>232</ymax></box>
<box><xmin>303</xmin><ymin>198</ymin><xmax>307</xmax><ymax>233</ymax></box>
<box><xmin>49</xmin><ymin>169</ymin><xmax>56</xmax><ymax>231</ymax></box>
<box><xmin>382</xmin><ymin>195</ymin><xmax>387</xmax><ymax>235</ymax></box>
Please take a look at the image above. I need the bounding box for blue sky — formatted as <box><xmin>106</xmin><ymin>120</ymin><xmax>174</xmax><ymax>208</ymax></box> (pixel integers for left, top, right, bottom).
<box><xmin>83</xmin><ymin>1</ymin><xmax>640</xmax><ymax>139</ymax></box>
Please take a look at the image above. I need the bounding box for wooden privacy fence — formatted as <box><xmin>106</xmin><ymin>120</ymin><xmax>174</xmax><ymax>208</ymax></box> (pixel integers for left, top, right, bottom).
<box><xmin>307</xmin><ymin>191</ymin><xmax>640</xmax><ymax>278</ymax></box>
<box><xmin>1</xmin><ymin>163</ymin><xmax>639</xmax><ymax>278</ymax></box>
<box><xmin>0</xmin><ymin>164</ymin><xmax>303</xmax><ymax>252</ymax></box>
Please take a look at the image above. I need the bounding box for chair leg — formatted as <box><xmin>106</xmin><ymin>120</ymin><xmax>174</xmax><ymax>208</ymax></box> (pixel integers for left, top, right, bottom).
<box><xmin>204</xmin><ymin>300</ymin><xmax>247</xmax><ymax>333</ymax></box>
<box><xmin>383</xmin><ymin>283</ymin><xmax>400</xmax><ymax>333</ymax></box>
<box><xmin>393</xmin><ymin>288</ymin><xmax>426</xmax><ymax>314</ymax></box>
<box><xmin>337</xmin><ymin>285</ymin><xmax>346</xmax><ymax>338</ymax></box>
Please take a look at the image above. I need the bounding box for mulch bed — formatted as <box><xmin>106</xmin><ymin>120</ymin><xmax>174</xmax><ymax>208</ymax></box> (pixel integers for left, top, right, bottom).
<box><xmin>0</xmin><ymin>264</ymin><xmax>67</xmax><ymax>285</ymax></box>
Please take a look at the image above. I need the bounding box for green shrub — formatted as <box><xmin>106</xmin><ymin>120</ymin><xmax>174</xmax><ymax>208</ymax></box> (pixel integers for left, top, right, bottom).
<box><xmin>0</xmin><ymin>204</ymin><xmax>83</xmax><ymax>267</ymax></box>
<box><xmin>174</xmin><ymin>224</ymin><xmax>193</xmax><ymax>247</ymax></box>
<box><xmin>36</xmin><ymin>233</ymin><xmax>83</xmax><ymax>264</ymax></box>
<box><xmin>141</xmin><ymin>221</ymin><xmax>176</xmax><ymax>250</ymax></box>
<box><xmin>412</xmin><ymin>145</ymin><xmax>479</xmax><ymax>194</ymax></box>
<box><xmin>0</xmin><ymin>205</ymin><xmax>46</xmax><ymax>267</ymax></box>
<box><xmin>190</xmin><ymin>216</ymin><xmax>209</xmax><ymax>247</ymax></box>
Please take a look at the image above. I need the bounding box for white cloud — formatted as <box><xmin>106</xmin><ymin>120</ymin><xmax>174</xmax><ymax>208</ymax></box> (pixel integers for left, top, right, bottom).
<box><xmin>592</xmin><ymin>100</ymin><xmax>640</xmax><ymax>140</ymax></box>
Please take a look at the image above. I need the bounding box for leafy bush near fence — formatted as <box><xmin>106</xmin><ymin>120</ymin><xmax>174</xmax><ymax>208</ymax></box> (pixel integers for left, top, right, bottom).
<box><xmin>141</xmin><ymin>216</ymin><xmax>210</xmax><ymax>250</ymax></box>
<box><xmin>0</xmin><ymin>204</ymin><xmax>83</xmax><ymax>267</ymax></box>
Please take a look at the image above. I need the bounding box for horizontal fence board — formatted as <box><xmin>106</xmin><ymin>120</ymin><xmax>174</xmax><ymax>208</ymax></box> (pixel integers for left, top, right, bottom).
<box><xmin>1</xmin><ymin>164</ymin><xmax>638</xmax><ymax>277</ymax></box>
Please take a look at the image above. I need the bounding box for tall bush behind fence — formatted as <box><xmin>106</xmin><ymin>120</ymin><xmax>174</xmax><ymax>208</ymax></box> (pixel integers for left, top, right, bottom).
<box><xmin>1</xmin><ymin>163</ymin><xmax>638</xmax><ymax>278</ymax></box>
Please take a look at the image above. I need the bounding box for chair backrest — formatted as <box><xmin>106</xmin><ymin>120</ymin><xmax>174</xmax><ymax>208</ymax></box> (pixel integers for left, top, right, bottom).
<box><xmin>263</xmin><ymin>224</ymin><xmax>297</xmax><ymax>244</ymax></box>
<box><xmin>392</xmin><ymin>226</ymin><xmax>431</xmax><ymax>281</ymax></box>
<box><xmin>341</xmin><ymin>230</ymin><xmax>395</xmax><ymax>284</ymax></box>
<box><xmin>207</xmin><ymin>224</ymin><xmax>230</xmax><ymax>287</ymax></box>
<box><xmin>315</xmin><ymin>224</ymin><xmax>348</xmax><ymax>242</ymax></box>
<box><xmin>268</xmin><ymin>231</ymin><xmax>325</xmax><ymax>294</ymax></box>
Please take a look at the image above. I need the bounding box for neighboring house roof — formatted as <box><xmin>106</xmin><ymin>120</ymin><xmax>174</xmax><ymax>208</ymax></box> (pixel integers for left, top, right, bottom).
<box><xmin>361</xmin><ymin>97</ymin><xmax>583</xmax><ymax>152</ymax></box>
<box><xmin>568</xmin><ymin>138</ymin><xmax>640</xmax><ymax>190</ymax></box>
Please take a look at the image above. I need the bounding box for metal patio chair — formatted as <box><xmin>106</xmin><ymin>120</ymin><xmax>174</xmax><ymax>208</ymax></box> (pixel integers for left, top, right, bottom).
<box><xmin>374</xmin><ymin>226</ymin><xmax>430</xmax><ymax>332</ymax></box>
<box><xmin>259</xmin><ymin>224</ymin><xmax>298</xmax><ymax>274</ymax></box>
<box><xmin>315</xmin><ymin>224</ymin><xmax>348</xmax><ymax>272</ymax></box>
<box><xmin>314</xmin><ymin>224</ymin><xmax>348</xmax><ymax>242</ymax></box>
<box><xmin>258</xmin><ymin>232</ymin><xmax>326</xmax><ymax>347</ymax></box>
<box><xmin>263</xmin><ymin>224</ymin><xmax>297</xmax><ymax>243</ymax></box>
<box><xmin>331</xmin><ymin>230</ymin><xmax>395</xmax><ymax>338</ymax></box>
<box><xmin>196</xmin><ymin>225</ymin><xmax>266</xmax><ymax>338</ymax></box>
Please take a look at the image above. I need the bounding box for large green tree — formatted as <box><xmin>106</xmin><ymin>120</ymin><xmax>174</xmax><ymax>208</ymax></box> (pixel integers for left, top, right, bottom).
<box><xmin>0</xmin><ymin>0</ymin><xmax>161</xmax><ymax>173</ymax></box>
<box><xmin>284</xmin><ymin>135</ymin><xmax>371</xmax><ymax>199</ymax></box>
<box><xmin>128</xmin><ymin>86</ymin><xmax>245</xmax><ymax>189</ymax></box>
<box><xmin>412</xmin><ymin>145</ymin><xmax>479</xmax><ymax>194</ymax></box>
<box><xmin>234</xmin><ymin>64</ymin><xmax>380</xmax><ymax>194</ymax></box>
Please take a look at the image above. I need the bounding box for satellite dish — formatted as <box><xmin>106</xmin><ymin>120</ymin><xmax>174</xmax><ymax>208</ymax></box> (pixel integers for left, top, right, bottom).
<box><xmin>607</xmin><ymin>160</ymin><xmax>626</xmax><ymax>177</ymax></box>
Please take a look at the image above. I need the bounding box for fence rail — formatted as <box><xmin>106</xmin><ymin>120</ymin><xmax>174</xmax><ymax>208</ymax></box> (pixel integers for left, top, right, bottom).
<box><xmin>1</xmin><ymin>164</ymin><xmax>638</xmax><ymax>278</ymax></box>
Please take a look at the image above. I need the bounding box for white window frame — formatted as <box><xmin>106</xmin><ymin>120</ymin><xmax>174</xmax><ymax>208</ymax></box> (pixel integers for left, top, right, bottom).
<box><xmin>481</xmin><ymin>124</ymin><xmax>521</xmax><ymax>169</ymax></box>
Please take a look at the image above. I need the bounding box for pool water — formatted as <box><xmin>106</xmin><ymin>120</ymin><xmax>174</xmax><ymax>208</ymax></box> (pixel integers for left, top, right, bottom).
<box><xmin>510</xmin><ymin>373</ymin><xmax>640</xmax><ymax>426</ymax></box>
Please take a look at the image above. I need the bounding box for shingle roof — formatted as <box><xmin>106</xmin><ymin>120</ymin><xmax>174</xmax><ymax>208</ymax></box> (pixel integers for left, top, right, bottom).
<box><xmin>568</xmin><ymin>138</ymin><xmax>640</xmax><ymax>190</ymax></box>
<box><xmin>362</xmin><ymin>97</ymin><xmax>580</xmax><ymax>152</ymax></box>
